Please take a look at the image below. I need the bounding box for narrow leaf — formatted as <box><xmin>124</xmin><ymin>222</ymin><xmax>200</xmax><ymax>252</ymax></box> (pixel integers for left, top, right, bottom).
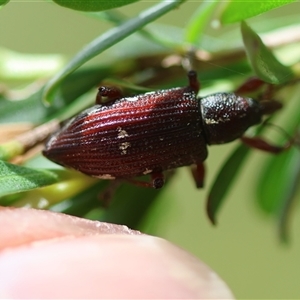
<box><xmin>221</xmin><ymin>0</ymin><xmax>296</xmax><ymax>24</ymax></box>
<box><xmin>277</xmin><ymin>148</ymin><xmax>300</xmax><ymax>242</ymax></box>
<box><xmin>100</xmin><ymin>181</ymin><xmax>164</xmax><ymax>229</ymax></box>
<box><xmin>184</xmin><ymin>0</ymin><xmax>219</xmax><ymax>45</ymax></box>
<box><xmin>257</xmin><ymin>150</ymin><xmax>298</xmax><ymax>214</ymax></box>
<box><xmin>0</xmin><ymin>67</ymin><xmax>110</xmax><ymax>125</ymax></box>
<box><xmin>241</xmin><ymin>21</ymin><xmax>293</xmax><ymax>84</ymax></box>
<box><xmin>52</xmin><ymin>0</ymin><xmax>140</xmax><ymax>12</ymax></box>
<box><xmin>207</xmin><ymin>144</ymin><xmax>250</xmax><ymax>224</ymax></box>
<box><xmin>0</xmin><ymin>0</ymin><xmax>9</xmax><ymax>6</ymax></box>
<box><xmin>0</xmin><ymin>47</ymin><xmax>65</xmax><ymax>81</ymax></box>
<box><xmin>0</xmin><ymin>91</ymin><xmax>48</xmax><ymax>124</ymax></box>
<box><xmin>43</xmin><ymin>0</ymin><xmax>186</xmax><ymax>104</ymax></box>
<box><xmin>0</xmin><ymin>161</ymin><xmax>59</xmax><ymax>197</ymax></box>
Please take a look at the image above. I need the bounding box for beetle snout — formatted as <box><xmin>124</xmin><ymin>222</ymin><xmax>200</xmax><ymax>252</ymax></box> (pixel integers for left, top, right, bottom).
<box><xmin>259</xmin><ymin>99</ymin><xmax>283</xmax><ymax>115</ymax></box>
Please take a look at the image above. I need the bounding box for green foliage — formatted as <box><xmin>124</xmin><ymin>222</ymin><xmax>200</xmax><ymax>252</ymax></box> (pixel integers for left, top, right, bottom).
<box><xmin>0</xmin><ymin>0</ymin><xmax>300</xmax><ymax>238</ymax></box>
<box><xmin>43</xmin><ymin>0</ymin><xmax>186</xmax><ymax>104</ymax></box>
<box><xmin>0</xmin><ymin>160</ymin><xmax>59</xmax><ymax>197</ymax></box>
<box><xmin>241</xmin><ymin>21</ymin><xmax>293</xmax><ymax>84</ymax></box>
<box><xmin>207</xmin><ymin>144</ymin><xmax>250</xmax><ymax>225</ymax></box>
<box><xmin>0</xmin><ymin>0</ymin><xmax>9</xmax><ymax>7</ymax></box>
<box><xmin>52</xmin><ymin>0</ymin><xmax>141</xmax><ymax>12</ymax></box>
<box><xmin>184</xmin><ymin>0</ymin><xmax>219</xmax><ymax>45</ymax></box>
<box><xmin>220</xmin><ymin>0</ymin><xmax>297</xmax><ymax>24</ymax></box>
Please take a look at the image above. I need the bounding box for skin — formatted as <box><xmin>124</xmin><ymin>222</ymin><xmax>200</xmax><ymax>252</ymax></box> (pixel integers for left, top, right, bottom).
<box><xmin>0</xmin><ymin>207</ymin><xmax>234</xmax><ymax>299</ymax></box>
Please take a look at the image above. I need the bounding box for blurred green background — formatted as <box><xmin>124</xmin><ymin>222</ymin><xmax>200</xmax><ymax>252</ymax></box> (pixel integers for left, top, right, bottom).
<box><xmin>1</xmin><ymin>1</ymin><xmax>300</xmax><ymax>298</ymax></box>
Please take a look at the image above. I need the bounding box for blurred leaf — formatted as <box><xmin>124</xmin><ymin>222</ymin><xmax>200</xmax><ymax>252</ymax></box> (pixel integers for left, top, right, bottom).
<box><xmin>0</xmin><ymin>161</ymin><xmax>60</xmax><ymax>197</ymax></box>
<box><xmin>256</xmin><ymin>83</ymin><xmax>300</xmax><ymax>240</ymax></box>
<box><xmin>86</xmin><ymin>11</ymin><xmax>124</xmax><ymax>23</ymax></box>
<box><xmin>220</xmin><ymin>0</ymin><xmax>297</xmax><ymax>24</ymax></box>
<box><xmin>0</xmin><ymin>90</ymin><xmax>49</xmax><ymax>124</ymax></box>
<box><xmin>0</xmin><ymin>140</ymin><xmax>24</xmax><ymax>161</ymax></box>
<box><xmin>0</xmin><ymin>0</ymin><xmax>9</xmax><ymax>6</ymax></box>
<box><xmin>278</xmin><ymin>148</ymin><xmax>300</xmax><ymax>242</ymax></box>
<box><xmin>14</xmin><ymin>170</ymin><xmax>98</xmax><ymax>208</ymax></box>
<box><xmin>100</xmin><ymin>180</ymin><xmax>165</xmax><ymax>229</ymax></box>
<box><xmin>0</xmin><ymin>67</ymin><xmax>111</xmax><ymax>125</ymax></box>
<box><xmin>0</xmin><ymin>47</ymin><xmax>65</xmax><ymax>81</ymax></box>
<box><xmin>52</xmin><ymin>0</ymin><xmax>141</xmax><ymax>12</ymax></box>
<box><xmin>207</xmin><ymin>144</ymin><xmax>250</xmax><ymax>224</ymax></box>
<box><xmin>43</xmin><ymin>0</ymin><xmax>186</xmax><ymax>104</ymax></box>
<box><xmin>257</xmin><ymin>147</ymin><xmax>300</xmax><ymax>242</ymax></box>
<box><xmin>241</xmin><ymin>21</ymin><xmax>293</xmax><ymax>84</ymax></box>
<box><xmin>52</xmin><ymin>181</ymin><xmax>108</xmax><ymax>217</ymax></box>
<box><xmin>88</xmin><ymin>10</ymin><xmax>184</xmax><ymax>50</ymax></box>
<box><xmin>51</xmin><ymin>176</ymin><xmax>166</xmax><ymax>229</ymax></box>
<box><xmin>257</xmin><ymin>149</ymin><xmax>297</xmax><ymax>214</ymax></box>
<box><xmin>184</xmin><ymin>0</ymin><xmax>219</xmax><ymax>45</ymax></box>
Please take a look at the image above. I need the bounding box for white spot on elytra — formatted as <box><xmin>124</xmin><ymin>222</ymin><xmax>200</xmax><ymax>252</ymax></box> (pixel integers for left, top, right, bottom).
<box><xmin>143</xmin><ymin>168</ymin><xmax>152</xmax><ymax>175</ymax></box>
<box><xmin>205</xmin><ymin>118</ymin><xmax>219</xmax><ymax>125</ymax></box>
<box><xmin>117</xmin><ymin>126</ymin><xmax>129</xmax><ymax>139</ymax></box>
<box><xmin>205</xmin><ymin>117</ymin><xmax>230</xmax><ymax>125</ymax></box>
<box><xmin>119</xmin><ymin>142</ymin><xmax>131</xmax><ymax>155</ymax></box>
<box><xmin>126</xmin><ymin>95</ymin><xmax>140</xmax><ymax>102</ymax></box>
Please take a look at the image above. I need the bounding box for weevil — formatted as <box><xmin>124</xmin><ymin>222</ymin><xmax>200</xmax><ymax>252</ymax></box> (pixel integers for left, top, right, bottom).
<box><xmin>43</xmin><ymin>71</ymin><xmax>284</xmax><ymax>189</ymax></box>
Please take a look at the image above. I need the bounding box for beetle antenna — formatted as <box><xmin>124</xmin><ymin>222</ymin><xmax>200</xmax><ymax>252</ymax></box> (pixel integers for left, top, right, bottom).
<box><xmin>262</xmin><ymin>120</ymin><xmax>293</xmax><ymax>142</ymax></box>
<box><xmin>187</xmin><ymin>70</ymin><xmax>200</xmax><ymax>94</ymax></box>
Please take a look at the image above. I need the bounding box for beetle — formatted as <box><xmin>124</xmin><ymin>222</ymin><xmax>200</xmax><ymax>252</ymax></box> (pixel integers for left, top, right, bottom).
<box><xmin>43</xmin><ymin>71</ymin><xmax>284</xmax><ymax>189</ymax></box>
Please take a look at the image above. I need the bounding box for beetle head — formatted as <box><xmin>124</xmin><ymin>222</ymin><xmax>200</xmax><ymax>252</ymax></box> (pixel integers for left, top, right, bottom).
<box><xmin>200</xmin><ymin>93</ymin><xmax>281</xmax><ymax>145</ymax></box>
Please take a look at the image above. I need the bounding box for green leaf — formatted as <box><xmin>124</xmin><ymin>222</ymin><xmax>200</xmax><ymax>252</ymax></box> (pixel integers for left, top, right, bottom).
<box><xmin>51</xmin><ymin>176</ymin><xmax>166</xmax><ymax>229</ymax></box>
<box><xmin>12</xmin><ymin>169</ymin><xmax>98</xmax><ymax>209</ymax></box>
<box><xmin>100</xmin><ymin>180</ymin><xmax>165</xmax><ymax>229</ymax></box>
<box><xmin>184</xmin><ymin>0</ymin><xmax>219</xmax><ymax>45</ymax></box>
<box><xmin>220</xmin><ymin>0</ymin><xmax>297</xmax><ymax>24</ymax></box>
<box><xmin>0</xmin><ymin>90</ymin><xmax>49</xmax><ymax>124</ymax></box>
<box><xmin>257</xmin><ymin>147</ymin><xmax>300</xmax><ymax>242</ymax></box>
<box><xmin>277</xmin><ymin>148</ymin><xmax>300</xmax><ymax>242</ymax></box>
<box><xmin>87</xmin><ymin>11</ymin><xmax>184</xmax><ymax>49</ymax></box>
<box><xmin>0</xmin><ymin>161</ymin><xmax>59</xmax><ymax>197</ymax></box>
<box><xmin>51</xmin><ymin>181</ymin><xmax>108</xmax><ymax>217</ymax></box>
<box><xmin>241</xmin><ymin>21</ymin><xmax>293</xmax><ymax>84</ymax></box>
<box><xmin>0</xmin><ymin>0</ymin><xmax>9</xmax><ymax>6</ymax></box>
<box><xmin>52</xmin><ymin>0</ymin><xmax>141</xmax><ymax>12</ymax></box>
<box><xmin>0</xmin><ymin>67</ymin><xmax>110</xmax><ymax>125</ymax></box>
<box><xmin>0</xmin><ymin>47</ymin><xmax>65</xmax><ymax>81</ymax></box>
<box><xmin>207</xmin><ymin>144</ymin><xmax>250</xmax><ymax>224</ymax></box>
<box><xmin>43</xmin><ymin>0</ymin><xmax>186</xmax><ymax>104</ymax></box>
<box><xmin>257</xmin><ymin>149</ymin><xmax>297</xmax><ymax>214</ymax></box>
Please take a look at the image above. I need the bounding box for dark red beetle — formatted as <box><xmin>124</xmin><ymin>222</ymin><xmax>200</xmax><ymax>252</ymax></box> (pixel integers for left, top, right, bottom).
<box><xmin>43</xmin><ymin>71</ymin><xmax>283</xmax><ymax>189</ymax></box>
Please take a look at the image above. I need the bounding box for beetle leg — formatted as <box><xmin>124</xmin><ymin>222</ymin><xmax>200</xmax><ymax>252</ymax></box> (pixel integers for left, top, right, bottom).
<box><xmin>96</xmin><ymin>86</ymin><xmax>123</xmax><ymax>104</ymax></box>
<box><xmin>98</xmin><ymin>180</ymin><xmax>121</xmax><ymax>207</ymax></box>
<box><xmin>241</xmin><ymin>136</ymin><xmax>292</xmax><ymax>154</ymax></box>
<box><xmin>235</xmin><ymin>77</ymin><xmax>266</xmax><ymax>94</ymax></box>
<box><xmin>235</xmin><ymin>77</ymin><xmax>276</xmax><ymax>103</ymax></box>
<box><xmin>191</xmin><ymin>163</ymin><xmax>205</xmax><ymax>188</ymax></box>
<box><xmin>125</xmin><ymin>172</ymin><xmax>165</xmax><ymax>189</ymax></box>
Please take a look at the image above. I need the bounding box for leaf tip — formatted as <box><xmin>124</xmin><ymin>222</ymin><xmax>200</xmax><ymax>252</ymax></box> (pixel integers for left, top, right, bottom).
<box><xmin>206</xmin><ymin>195</ymin><xmax>217</xmax><ymax>225</ymax></box>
